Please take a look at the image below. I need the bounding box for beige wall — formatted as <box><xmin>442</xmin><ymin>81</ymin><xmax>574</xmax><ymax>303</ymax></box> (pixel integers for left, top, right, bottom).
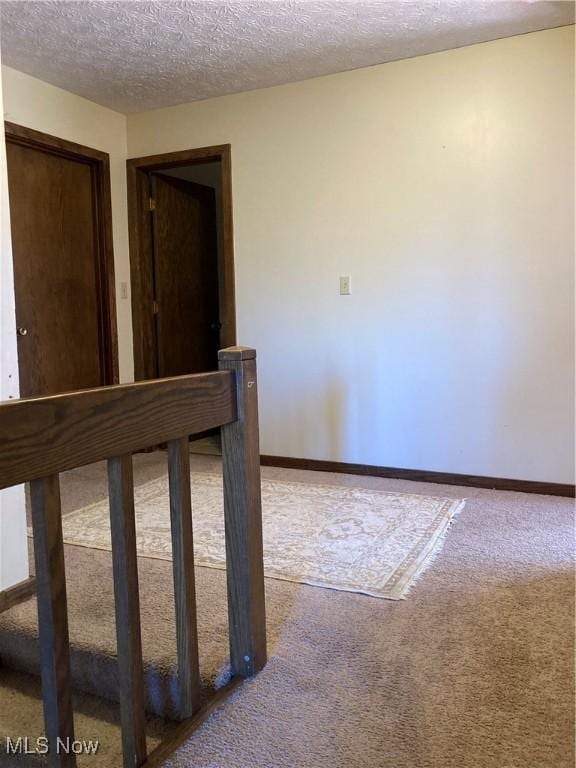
<box><xmin>2</xmin><ymin>65</ymin><xmax>134</xmax><ymax>382</ymax></box>
<box><xmin>0</xmin><ymin>28</ymin><xmax>573</xmax><ymax>486</ymax></box>
<box><xmin>127</xmin><ymin>27</ymin><xmax>574</xmax><ymax>483</ymax></box>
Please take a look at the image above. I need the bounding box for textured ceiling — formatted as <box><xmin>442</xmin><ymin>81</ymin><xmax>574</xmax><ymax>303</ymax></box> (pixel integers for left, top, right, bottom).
<box><xmin>0</xmin><ymin>1</ymin><xmax>573</xmax><ymax>114</ymax></box>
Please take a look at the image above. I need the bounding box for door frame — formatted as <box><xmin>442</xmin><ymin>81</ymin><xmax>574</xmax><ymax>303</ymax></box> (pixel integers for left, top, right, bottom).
<box><xmin>5</xmin><ymin>121</ymin><xmax>119</xmax><ymax>386</ymax></box>
<box><xmin>126</xmin><ymin>145</ymin><xmax>236</xmax><ymax>381</ymax></box>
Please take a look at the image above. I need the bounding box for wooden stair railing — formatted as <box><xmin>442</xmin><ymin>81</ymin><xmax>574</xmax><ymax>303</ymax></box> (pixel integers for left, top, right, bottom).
<box><xmin>0</xmin><ymin>346</ymin><xmax>267</xmax><ymax>768</ymax></box>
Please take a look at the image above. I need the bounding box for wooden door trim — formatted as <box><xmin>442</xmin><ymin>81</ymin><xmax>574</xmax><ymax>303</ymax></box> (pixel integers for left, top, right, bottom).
<box><xmin>126</xmin><ymin>145</ymin><xmax>236</xmax><ymax>381</ymax></box>
<box><xmin>5</xmin><ymin>121</ymin><xmax>119</xmax><ymax>385</ymax></box>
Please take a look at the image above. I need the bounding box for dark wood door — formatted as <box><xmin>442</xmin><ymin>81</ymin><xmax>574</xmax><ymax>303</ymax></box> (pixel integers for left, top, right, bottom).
<box><xmin>7</xmin><ymin>140</ymin><xmax>108</xmax><ymax>397</ymax></box>
<box><xmin>151</xmin><ymin>174</ymin><xmax>220</xmax><ymax>377</ymax></box>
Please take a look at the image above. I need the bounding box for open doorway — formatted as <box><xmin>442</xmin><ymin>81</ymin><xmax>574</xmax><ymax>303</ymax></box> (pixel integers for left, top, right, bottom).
<box><xmin>126</xmin><ymin>145</ymin><xmax>236</xmax><ymax>382</ymax></box>
<box><xmin>127</xmin><ymin>145</ymin><xmax>235</xmax><ymax>455</ymax></box>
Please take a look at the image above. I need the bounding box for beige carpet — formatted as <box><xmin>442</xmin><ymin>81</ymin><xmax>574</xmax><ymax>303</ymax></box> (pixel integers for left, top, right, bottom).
<box><xmin>0</xmin><ymin>668</ymin><xmax>171</xmax><ymax>767</ymax></box>
<box><xmin>1</xmin><ymin>454</ymin><xmax>573</xmax><ymax>768</ymax></box>
<box><xmin>50</xmin><ymin>472</ymin><xmax>464</xmax><ymax>599</ymax></box>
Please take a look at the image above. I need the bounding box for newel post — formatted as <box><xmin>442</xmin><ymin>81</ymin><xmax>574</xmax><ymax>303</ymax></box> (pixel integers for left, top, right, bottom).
<box><xmin>218</xmin><ymin>346</ymin><xmax>267</xmax><ymax>678</ymax></box>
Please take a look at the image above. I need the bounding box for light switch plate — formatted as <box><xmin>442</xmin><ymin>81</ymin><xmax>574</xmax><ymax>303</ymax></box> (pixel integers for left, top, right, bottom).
<box><xmin>120</xmin><ymin>282</ymin><xmax>128</xmax><ymax>300</ymax></box>
<box><xmin>339</xmin><ymin>275</ymin><xmax>351</xmax><ymax>295</ymax></box>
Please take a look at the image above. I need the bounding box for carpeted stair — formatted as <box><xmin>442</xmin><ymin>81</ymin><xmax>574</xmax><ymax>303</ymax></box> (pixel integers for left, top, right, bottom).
<box><xmin>0</xmin><ymin>543</ymin><xmax>232</xmax><ymax>720</ymax></box>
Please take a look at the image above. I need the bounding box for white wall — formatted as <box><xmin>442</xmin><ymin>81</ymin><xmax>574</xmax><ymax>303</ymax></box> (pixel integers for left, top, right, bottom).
<box><xmin>1</xmin><ymin>29</ymin><xmax>573</xmax><ymax>486</ymax></box>
<box><xmin>128</xmin><ymin>27</ymin><xmax>575</xmax><ymax>483</ymax></box>
<box><xmin>1</xmin><ymin>66</ymin><xmax>134</xmax><ymax>382</ymax></box>
<box><xmin>0</xmin><ymin>52</ymin><xmax>28</xmax><ymax>589</ymax></box>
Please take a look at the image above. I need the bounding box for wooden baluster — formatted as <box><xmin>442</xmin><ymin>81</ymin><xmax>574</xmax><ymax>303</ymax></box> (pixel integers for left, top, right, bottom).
<box><xmin>107</xmin><ymin>455</ymin><xmax>147</xmax><ymax>768</ymax></box>
<box><xmin>30</xmin><ymin>474</ymin><xmax>76</xmax><ymax>768</ymax></box>
<box><xmin>167</xmin><ymin>437</ymin><xmax>201</xmax><ymax>718</ymax></box>
<box><xmin>218</xmin><ymin>347</ymin><xmax>267</xmax><ymax>677</ymax></box>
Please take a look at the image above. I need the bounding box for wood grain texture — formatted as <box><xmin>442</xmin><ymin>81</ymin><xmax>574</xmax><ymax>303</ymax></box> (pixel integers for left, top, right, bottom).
<box><xmin>127</xmin><ymin>145</ymin><xmax>232</xmax><ymax>171</ymax></box>
<box><xmin>7</xmin><ymin>142</ymin><xmax>102</xmax><ymax>395</ymax></box>
<box><xmin>219</xmin><ymin>147</ymin><xmax>237</xmax><ymax>348</ymax></box>
<box><xmin>30</xmin><ymin>475</ymin><xmax>76</xmax><ymax>767</ymax></box>
<box><xmin>127</xmin><ymin>163</ymin><xmax>157</xmax><ymax>380</ymax></box>
<box><xmin>92</xmin><ymin>149</ymin><xmax>119</xmax><ymax>386</ymax></box>
<box><xmin>5</xmin><ymin>121</ymin><xmax>118</xmax><ymax>393</ymax></box>
<box><xmin>5</xmin><ymin>122</ymin><xmax>109</xmax><ymax>163</ymax></box>
<box><xmin>0</xmin><ymin>576</ymin><xmax>36</xmax><ymax>613</ymax></box>
<box><xmin>218</xmin><ymin>348</ymin><xmax>267</xmax><ymax>678</ymax></box>
<box><xmin>167</xmin><ymin>438</ymin><xmax>201</xmax><ymax>719</ymax></box>
<box><xmin>0</xmin><ymin>370</ymin><xmax>236</xmax><ymax>490</ymax></box>
<box><xmin>152</xmin><ymin>175</ymin><xmax>220</xmax><ymax>377</ymax></box>
<box><xmin>260</xmin><ymin>455</ymin><xmax>576</xmax><ymax>498</ymax></box>
<box><xmin>108</xmin><ymin>456</ymin><xmax>147</xmax><ymax>768</ymax></box>
<box><xmin>0</xmin><ymin>345</ymin><xmax>266</xmax><ymax>767</ymax></box>
<box><xmin>127</xmin><ymin>145</ymin><xmax>236</xmax><ymax>381</ymax></box>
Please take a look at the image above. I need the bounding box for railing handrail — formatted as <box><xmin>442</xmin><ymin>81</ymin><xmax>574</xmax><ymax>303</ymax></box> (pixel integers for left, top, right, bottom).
<box><xmin>0</xmin><ymin>369</ymin><xmax>236</xmax><ymax>490</ymax></box>
<box><xmin>0</xmin><ymin>346</ymin><xmax>267</xmax><ymax>768</ymax></box>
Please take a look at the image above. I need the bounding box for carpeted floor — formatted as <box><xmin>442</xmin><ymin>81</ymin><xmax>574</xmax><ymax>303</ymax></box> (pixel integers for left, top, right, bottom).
<box><xmin>55</xmin><ymin>470</ymin><xmax>465</xmax><ymax>599</ymax></box>
<box><xmin>1</xmin><ymin>453</ymin><xmax>574</xmax><ymax>767</ymax></box>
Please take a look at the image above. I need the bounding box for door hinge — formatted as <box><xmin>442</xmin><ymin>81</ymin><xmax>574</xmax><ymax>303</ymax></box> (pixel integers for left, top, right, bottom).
<box><xmin>152</xmin><ymin>300</ymin><xmax>159</xmax><ymax>315</ymax></box>
<box><xmin>148</xmin><ymin>197</ymin><xmax>156</xmax><ymax>212</ymax></box>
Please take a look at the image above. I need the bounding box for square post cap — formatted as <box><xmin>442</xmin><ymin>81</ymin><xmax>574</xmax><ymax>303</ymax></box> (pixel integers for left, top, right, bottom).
<box><xmin>218</xmin><ymin>346</ymin><xmax>256</xmax><ymax>361</ymax></box>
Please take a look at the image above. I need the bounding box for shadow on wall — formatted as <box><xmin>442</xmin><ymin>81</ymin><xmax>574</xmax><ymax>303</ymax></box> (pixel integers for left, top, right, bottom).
<box><xmin>285</xmin><ymin>377</ymin><xmax>347</xmax><ymax>462</ymax></box>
